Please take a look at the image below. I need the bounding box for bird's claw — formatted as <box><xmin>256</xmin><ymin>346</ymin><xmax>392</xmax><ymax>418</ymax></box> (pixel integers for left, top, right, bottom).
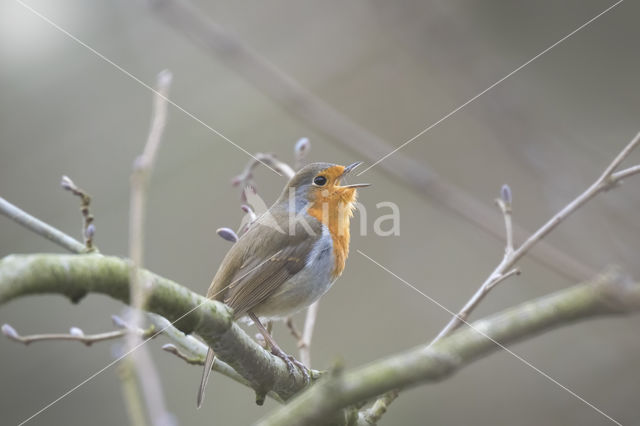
<box><xmin>271</xmin><ymin>348</ymin><xmax>310</xmax><ymax>384</ymax></box>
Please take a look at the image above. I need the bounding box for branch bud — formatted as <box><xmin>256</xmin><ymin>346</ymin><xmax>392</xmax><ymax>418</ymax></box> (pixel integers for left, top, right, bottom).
<box><xmin>61</xmin><ymin>175</ymin><xmax>74</xmax><ymax>191</ymax></box>
<box><xmin>85</xmin><ymin>223</ymin><xmax>95</xmax><ymax>239</ymax></box>
<box><xmin>217</xmin><ymin>227</ymin><xmax>239</xmax><ymax>243</ymax></box>
<box><xmin>69</xmin><ymin>327</ymin><xmax>85</xmax><ymax>337</ymax></box>
<box><xmin>294</xmin><ymin>137</ymin><xmax>310</xmax><ymax>158</ymax></box>
<box><xmin>2</xmin><ymin>323</ymin><xmax>18</xmax><ymax>339</ymax></box>
<box><xmin>500</xmin><ymin>184</ymin><xmax>512</xmax><ymax>204</ymax></box>
<box><xmin>111</xmin><ymin>314</ymin><xmax>128</xmax><ymax>329</ymax></box>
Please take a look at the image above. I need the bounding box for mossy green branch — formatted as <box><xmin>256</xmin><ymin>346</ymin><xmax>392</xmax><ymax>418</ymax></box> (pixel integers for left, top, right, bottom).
<box><xmin>258</xmin><ymin>270</ymin><xmax>640</xmax><ymax>426</ymax></box>
<box><xmin>0</xmin><ymin>253</ymin><xmax>316</xmax><ymax>402</ymax></box>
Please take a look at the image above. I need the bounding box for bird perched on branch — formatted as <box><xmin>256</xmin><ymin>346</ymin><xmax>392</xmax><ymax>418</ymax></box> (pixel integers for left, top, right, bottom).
<box><xmin>197</xmin><ymin>162</ymin><xmax>369</xmax><ymax>407</ymax></box>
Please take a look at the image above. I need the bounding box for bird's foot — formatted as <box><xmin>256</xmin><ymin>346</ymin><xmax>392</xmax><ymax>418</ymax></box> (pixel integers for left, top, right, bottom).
<box><xmin>271</xmin><ymin>346</ymin><xmax>310</xmax><ymax>384</ymax></box>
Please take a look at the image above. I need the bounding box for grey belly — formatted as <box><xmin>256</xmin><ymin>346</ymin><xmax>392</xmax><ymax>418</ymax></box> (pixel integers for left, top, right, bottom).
<box><xmin>251</xmin><ymin>233</ymin><xmax>335</xmax><ymax>320</ymax></box>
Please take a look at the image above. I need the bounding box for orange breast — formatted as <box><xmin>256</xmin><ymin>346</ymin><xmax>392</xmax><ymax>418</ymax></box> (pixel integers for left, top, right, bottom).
<box><xmin>307</xmin><ymin>195</ymin><xmax>354</xmax><ymax>279</ymax></box>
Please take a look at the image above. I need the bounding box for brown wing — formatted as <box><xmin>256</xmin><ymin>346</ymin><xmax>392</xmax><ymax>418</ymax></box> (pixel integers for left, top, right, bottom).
<box><xmin>223</xmin><ymin>234</ymin><xmax>317</xmax><ymax>318</ymax></box>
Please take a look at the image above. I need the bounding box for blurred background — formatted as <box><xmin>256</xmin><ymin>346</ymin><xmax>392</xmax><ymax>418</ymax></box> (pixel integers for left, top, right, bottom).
<box><xmin>1</xmin><ymin>0</ymin><xmax>639</xmax><ymax>424</ymax></box>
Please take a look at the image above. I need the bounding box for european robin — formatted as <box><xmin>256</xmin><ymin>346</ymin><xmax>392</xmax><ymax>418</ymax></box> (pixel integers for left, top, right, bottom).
<box><xmin>197</xmin><ymin>161</ymin><xmax>370</xmax><ymax>407</ymax></box>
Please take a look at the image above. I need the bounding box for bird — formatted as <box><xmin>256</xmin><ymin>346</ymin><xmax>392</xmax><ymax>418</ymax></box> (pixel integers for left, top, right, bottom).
<box><xmin>197</xmin><ymin>161</ymin><xmax>370</xmax><ymax>408</ymax></box>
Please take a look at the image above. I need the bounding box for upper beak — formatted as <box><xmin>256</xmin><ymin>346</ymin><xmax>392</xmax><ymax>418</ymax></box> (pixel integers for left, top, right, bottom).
<box><xmin>340</xmin><ymin>161</ymin><xmax>371</xmax><ymax>188</ymax></box>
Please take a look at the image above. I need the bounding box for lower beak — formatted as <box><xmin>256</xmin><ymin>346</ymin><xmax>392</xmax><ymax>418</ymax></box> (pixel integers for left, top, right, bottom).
<box><xmin>340</xmin><ymin>162</ymin><xmax>371</xmax><ymax>188</ymax></box>
<box><xmin>342</xmin><ymin>183</ymin><xmax>371</xmax><ymax>188</ymax></box>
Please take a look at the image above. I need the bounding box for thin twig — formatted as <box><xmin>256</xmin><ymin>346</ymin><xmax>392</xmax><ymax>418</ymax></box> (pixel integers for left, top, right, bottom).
<box><xmin>299</xmin><ymin>301</ymin><xmax>319</xmax><ymax>368</ymax></box>
<box><xmin>497</xmin><ymin>184</ymin><xmax>514</xmax><ymax>255</ymax></box>
<box><xmin>285</xmin><ymin>317</ymin><xmax>302</xmax><ymax>341</ymax></box>
<box><xmin>485</xmin><ymin>268</ymin><xmax>521</xmax><ymax>292</ymax></box>
<box><xmin>159</xmin><ymin>342</ymin><xmax>285</xmax><ymax>404</ymax></box>
<box><xmin>231</xmin><ymin>153</ymin><xmax>295</xmax><ymax>190</ymax></box>
<box><xmin>612</xmin><ymin>164</ymin><xmax>640</xmax><ymax>181</ymax></box>
<box><xmin>126</xmin><ymin>69</ymin><xmax>173</xmax><ymax>426</ymax></box>
<box><xmin>0</xmin><ymin>197</ymin><xmax>87</xmax><ymax>254</ymax></box>
<box><xmin>357</xmin><ymin>389</ymin><xmax>400</xmax><ymax>425</ymax></box>
<box><xmin>60</xmin><ymin>175</ymin><xmax>96</xmax><ymax>251</ymax></box>
<box><xmin>1</xmin><ymin>317</ymin><xmax>156</xmax><ymax>347</ymax></box>
<box><xmin>432</xmin><ymin>132</ymin><xmax>640</xmax><ymax>344</ymax></box>
<box><xmin>2</xmin><ymin>324</ymin><xmax>125</xmax><ymax>346</ymax></box>
<box><xmin>117</xmin><ymin>359</ymin><xmax>148</xmax><ymax>426</ymax></box>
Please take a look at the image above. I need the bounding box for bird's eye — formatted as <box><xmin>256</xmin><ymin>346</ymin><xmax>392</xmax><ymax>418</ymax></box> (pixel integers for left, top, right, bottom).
<box><xmin>313</xmin><ymin>175</ymin><xmax>327</xmax><ymax>186</ymax></box>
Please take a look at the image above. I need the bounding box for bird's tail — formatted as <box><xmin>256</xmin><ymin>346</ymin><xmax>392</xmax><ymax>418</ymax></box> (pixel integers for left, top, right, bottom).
<box><xmin>197</xmin><ymin>348</ymin><xmax>216</xmax><ymax>409</ymax></box>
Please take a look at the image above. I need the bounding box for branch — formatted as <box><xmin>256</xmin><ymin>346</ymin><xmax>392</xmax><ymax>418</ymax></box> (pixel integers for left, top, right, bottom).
<box><xmin>432</xmin><ymin>132</ymin><xmax>640</xmax><ymax>343</ymax></box>
<box><xmin>0</xmin><ymin>253</ymin><xmax>319</xmax><ymax>401</ymax></box>
<box><xmin>0</xmin><ymin>197</ymin><xmax>87</xmax><ymax>254</ymax></box>
<box><xmin>258</xmin><ymin>269</ymin><xmax>640</xmax><ymax>425</ymax></box>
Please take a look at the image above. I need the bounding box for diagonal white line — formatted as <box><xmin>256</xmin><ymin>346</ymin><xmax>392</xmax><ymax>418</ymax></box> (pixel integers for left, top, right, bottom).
<box><xmin>356</xmin><ymin>249</ymin><xmax>623</xmax><ymax>426</ymax></box>
<box><xmin>18</xmin><ymin>250</ymin><xmax>283</xmax><ymax>425</ymax></box>
<box><xmin>357</xmin><ymin>0</ymin><xmax>624</xmax><ymax>176</ymax></box>
<box><xmin>13</xmin><ymin>0</ymin><xmax>283</xmax><ymax>177</ymax></box>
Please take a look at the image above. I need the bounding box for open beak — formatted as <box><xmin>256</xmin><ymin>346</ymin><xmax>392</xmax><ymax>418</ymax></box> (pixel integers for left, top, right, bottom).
<box><xmin>340</xmin><ymin>161</ymin><xmax>371</xmax><ymax>188</ymax></box>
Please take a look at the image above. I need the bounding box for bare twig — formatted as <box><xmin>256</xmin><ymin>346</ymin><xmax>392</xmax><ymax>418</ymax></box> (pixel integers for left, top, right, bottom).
<box><xmin>284</xmin><ymin>302</ymin><xmax>318</xmax><ymax>368</ymax></box>
<box><xmin>162</xmin><ymin>343</ymin><xmax>203</xmax><ymax>364</ymax></box>
<box><xmin>357</xmin><ymin>390</ymin><xmax>400</xmax><ymax>426</ymax></box>
<box><xmin>285</xmin><ymin>317</ymin><xmax>302</xmax><ymax>341</ymax></box>
<box><xmin>0</xmin><ymin>197</ymin><xmax>87</xmax><ymax>254</ymax></box>
<box><xmin>1</xmin><ymin>316</ymin><xmax>157</xmax><ymax>347</ymax></box>
<box><xmin>2</xmin><ymin>323</ymin><xmax>137</xmax><ymax>346</ymax></box>
<box><xmin>127</xmin><ymin>69</ymin><xmax>173</xmax><ymax>426</ymax></box>
<box><xmin>497</xmin><ymin>184</ymin><xmax>514</xmax><ymax>255</ymax></box>
<box><xmin>432</xmin><ymin>132</ymin><xmax>640</xmax><ymax>343</ymax></box>
<box><xmin>612</xmin><ymin>164</ymin><xmax>640</xmax><ymax>181</ymax></box>
<box><xmin>116</xmin><ymin>359</ymin><xmax>148</xmax><ymax>426</ymax></box>
<box><xmin>231</xmin><ymin>152</ymin><xmax>295</xmax><ymax>191</ymax></box>
<box><xmin>160</xmin><ymin>343</ymin><xmax>285</xmax><ymax>404</ymax></box>
<box><xmin>485</xmin><ymin>268</ymin><xmax>520</xmax><ymax>292</ymax></box>
<box><xmin>60</xmin><ymin>175</ymin><xmax>96</xmax><ymax>251</ymax></box>
<box><xmin>298</xmin><ymin>301</ymin><xmax>319</xmax><ymax>368</ymax></box>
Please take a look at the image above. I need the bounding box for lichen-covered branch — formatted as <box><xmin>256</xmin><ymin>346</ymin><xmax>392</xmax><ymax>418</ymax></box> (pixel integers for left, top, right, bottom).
<box><xmin>0</xmin><ymin>253</ymin><xmax>318</xmax><ymax>402</ymax></box>
<box><xmin>257</xmin><ymin>269</ymin><xmax>640</xmax><ymax>425</ymax></box>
